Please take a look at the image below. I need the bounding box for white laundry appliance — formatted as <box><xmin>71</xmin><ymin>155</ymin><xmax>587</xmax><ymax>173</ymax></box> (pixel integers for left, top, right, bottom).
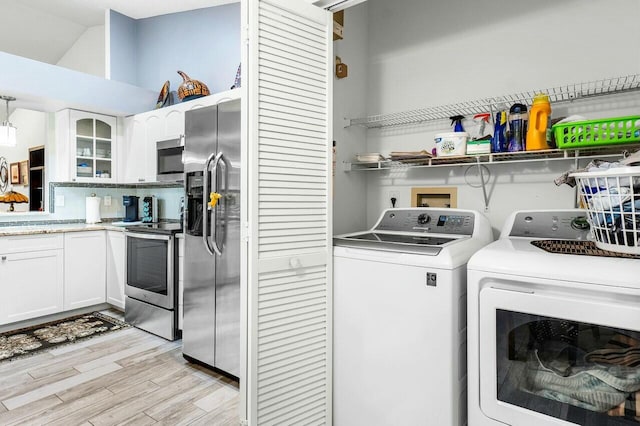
<box><xmin>467</xmin><ymin>210</ymin><xmax>640</xmax><ymax>426</ymax></box>
<box><xmin>333</xmin><ymin>207</ymin><xmax>493</xmax><ymax>426</ymax></box>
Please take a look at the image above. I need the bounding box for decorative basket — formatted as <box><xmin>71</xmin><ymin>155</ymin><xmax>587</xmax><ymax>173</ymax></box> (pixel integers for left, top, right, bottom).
<box><xmin>177</xmin><ymin>70</ymin><xmax>210</xmax><ymax>101</ymax></box>
<box><xmin>570</xmin><ymin>166</ymin><xmax>640</xmax><ymax>254</ymax></box>
<box><xmin>553</xmin><ymin>116</ymin><xmax>640</xmax><ymax>149</ymax></box>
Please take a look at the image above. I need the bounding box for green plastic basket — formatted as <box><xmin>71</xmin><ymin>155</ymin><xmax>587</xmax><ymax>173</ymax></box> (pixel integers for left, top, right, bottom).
<box><xmin>552</xmin><ymin>115</ymin><xmax>640</xmax><ymax>149</ymax></box>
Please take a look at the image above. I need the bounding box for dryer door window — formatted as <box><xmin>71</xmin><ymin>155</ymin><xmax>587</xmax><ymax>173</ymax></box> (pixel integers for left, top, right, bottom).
<box><xmin>479</xmin><ymin>286</ymin><xmax>640</xmax><ymax>426</ymax></box>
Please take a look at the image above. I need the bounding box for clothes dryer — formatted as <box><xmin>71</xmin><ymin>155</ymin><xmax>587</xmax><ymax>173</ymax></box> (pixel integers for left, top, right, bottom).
<box><xmin>467</xmin><ymin>210</ymin><xmax>640</xmax><ymax>426</ymax></box>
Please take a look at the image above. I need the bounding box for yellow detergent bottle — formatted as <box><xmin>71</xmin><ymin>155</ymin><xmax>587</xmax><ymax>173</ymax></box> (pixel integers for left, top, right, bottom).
<box><xmin>526</xmin><ymin>93</ymin><xmax>552</xmax><ymax>150</ymax></box>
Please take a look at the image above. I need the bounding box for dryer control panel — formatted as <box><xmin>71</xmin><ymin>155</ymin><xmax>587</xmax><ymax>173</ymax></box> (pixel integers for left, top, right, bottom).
<box><xmin>375</xmin><ymin>208</ymin><xmax>476</xmax><ymax>235</ymax></box>
<box><xmin>508</xmin><ymin>211</ymin><xmax>591</xmax><ymax>240</ymax></box>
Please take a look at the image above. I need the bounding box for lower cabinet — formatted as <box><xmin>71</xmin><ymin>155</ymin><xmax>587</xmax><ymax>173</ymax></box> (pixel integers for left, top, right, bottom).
<box><xmin>106</xmin><ymin>231</ymin><xmax>125</xmax><ymax>309</ymax></box>
<box><xmin>0</xmin><ymin>246</ymin><xmax>64</xmax><ymax>325</ymax></box>
<box><xmin>64</xmin><ymin>231</ymin><xmax>106</xmax><ymax>311</ymax></box>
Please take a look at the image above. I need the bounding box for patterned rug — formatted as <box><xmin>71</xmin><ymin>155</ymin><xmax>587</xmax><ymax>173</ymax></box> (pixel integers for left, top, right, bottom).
<box><xmin>0</xmin><ymin>312</ymin><xmax>129</xmax><ymax>362</ymax></box>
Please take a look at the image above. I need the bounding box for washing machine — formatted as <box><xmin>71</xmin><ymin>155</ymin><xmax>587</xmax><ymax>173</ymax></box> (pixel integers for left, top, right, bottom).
<box><xmin>333</xmin><ymin>207</ymin><xmax>493</xmax><ymax>426</ymax></box>
<box><xmin>467</xmin><ymin>210</ymin><xmax>640</xmax><ymax>426</ymax></box>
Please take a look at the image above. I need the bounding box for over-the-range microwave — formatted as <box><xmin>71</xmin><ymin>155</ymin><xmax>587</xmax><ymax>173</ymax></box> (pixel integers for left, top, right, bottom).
<box><xmin>157</xmin><ymin>137</ymin><xmax>184</xmax><ymax>182</ymax></box>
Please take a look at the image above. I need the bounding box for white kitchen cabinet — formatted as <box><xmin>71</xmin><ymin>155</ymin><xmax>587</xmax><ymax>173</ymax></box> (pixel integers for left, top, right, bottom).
<box><xmin>120</xmin><ymin>93</ymin><xmax>235</xmax><ymax>183</ymax></box>
<box><xmin>120</xmin><ymin>109</ymin><xmax>159</xmax><ymax>184</ymax></box>
<box><xmin>64</xmin><ymin>231</ymin><xmax>106</xmax><ymax>311</ymax></box>
<box><xmin>54</xmin><ymin>110</ymin><xmax>117</xmax><ymax>182</ymax></box>
<box><xmin>0</xmin><ymin>234</ymin><xmax>64</xmax><ymax>325</ymax></box>
<box><xmin>106</xmin><ymin>231</ymin><xmax>125</xmax><ymax>310</ymax></box>
<box><xmin>121</xmin><ymin>115</ymin><xmax>155</xmax><ymax>183</ymax></box>
<box><xmin>164</xmin><ymin>109</ymin><xmax>185</xmax><ymax>140</ymax></box>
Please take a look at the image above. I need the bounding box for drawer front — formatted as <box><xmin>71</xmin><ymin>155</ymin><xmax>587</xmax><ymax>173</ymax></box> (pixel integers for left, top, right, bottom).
<box><xmin>0</xmin><ymin>233</ymin><xmax>64</xmax><ymax>254</ymax></box>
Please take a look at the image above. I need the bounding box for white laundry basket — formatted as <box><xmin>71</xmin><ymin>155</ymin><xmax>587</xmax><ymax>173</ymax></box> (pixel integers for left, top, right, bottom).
<box><xmin>570</xmin><ymin>166</ymin><xmax>640</xmax><ymax>254</ymax></box>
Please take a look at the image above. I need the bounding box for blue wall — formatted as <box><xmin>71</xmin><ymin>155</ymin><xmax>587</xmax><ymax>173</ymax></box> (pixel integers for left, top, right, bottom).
<box><xmin>109</xmin><ymin>4</ymin><xmax>240</xmax><ymax>99</ymax></box>
<box><xmin>109</xmin><ymin>10</ymin><xmax>137</xmax><ymax>86</ymax></box>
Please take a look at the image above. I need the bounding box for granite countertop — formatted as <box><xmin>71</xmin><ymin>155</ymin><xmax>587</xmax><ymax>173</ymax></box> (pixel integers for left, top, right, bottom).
<box><xmin>0</xmin><ymin>223</ymin><xmax>128</xmax><ymax>236</ymax></box>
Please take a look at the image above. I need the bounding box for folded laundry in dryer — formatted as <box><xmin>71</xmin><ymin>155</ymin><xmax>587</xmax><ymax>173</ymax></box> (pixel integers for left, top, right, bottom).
<box><xmin>523</xmin><ymin>349</ymin><xmax>640</xmax><ymax>412</ymax></box>
<box><xmin>607</xmin><ymin>390</ymin><xmax>640</xmax><ymax>419</ymax></box>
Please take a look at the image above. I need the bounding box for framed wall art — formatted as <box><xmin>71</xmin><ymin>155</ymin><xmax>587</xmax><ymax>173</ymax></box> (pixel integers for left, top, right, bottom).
<box><xmin>20</xmin><ymin>160</ymin><xmax>28</xmax><ymax>185</ymax></box>
<box><xmin>10</xmin><ymin>162</ymin><xmax>19</xmax><ymax>184</ymax></box>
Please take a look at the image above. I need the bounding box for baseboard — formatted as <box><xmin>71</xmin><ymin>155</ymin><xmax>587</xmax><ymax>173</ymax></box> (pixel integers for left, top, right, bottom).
<box><xmin>0</xmin><ymin>303</ymin><xmax>112</xmax><ymax>334</ymax></box>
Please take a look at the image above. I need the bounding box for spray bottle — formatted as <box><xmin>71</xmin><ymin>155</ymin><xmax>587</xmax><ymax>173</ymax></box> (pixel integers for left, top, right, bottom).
<box><xmin>449</xmin><ymin>115</ymin><xmax>465</xmax><ymax>132</ymax></box>
<box><xmin>473</xmin><ymin>113</ymin><xmax>491</xmax><ymax>139</ymax></box>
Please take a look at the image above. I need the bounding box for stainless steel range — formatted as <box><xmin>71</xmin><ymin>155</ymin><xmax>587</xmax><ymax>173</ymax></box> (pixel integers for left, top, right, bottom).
<box><xmin>124</xmin><ymin>222</ymin><xmax>182</xmax><ymax>340</ymax></box>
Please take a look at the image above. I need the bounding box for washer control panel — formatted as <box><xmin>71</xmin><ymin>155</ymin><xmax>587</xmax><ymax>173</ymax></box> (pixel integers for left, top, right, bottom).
<box><xmin>375</xmin><ymin>209</ymin><xmax>476</xmax><ymax>235</ymax></box>
<box><xmin>508</xmin><ymin>211</ymin><xmax>591</xmax><ymax>239</ymax></box>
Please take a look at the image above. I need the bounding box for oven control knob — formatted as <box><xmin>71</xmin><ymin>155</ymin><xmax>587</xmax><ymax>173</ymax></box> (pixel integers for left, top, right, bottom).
<box><xmin>417</xmin><ymin>214</ymin><xmax>430</xmax><ymax>225</ymax></box>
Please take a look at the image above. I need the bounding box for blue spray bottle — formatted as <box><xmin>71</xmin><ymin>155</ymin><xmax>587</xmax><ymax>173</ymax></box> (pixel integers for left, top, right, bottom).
<box><xmin>449</xmin><ymin>115</ymin><xmax>465</xmax><ymax>132</ymax></box>
<box><xmin>491</xmin><ymin>110</ymin><xmax>507</xmax><ymax>152</ymax></box>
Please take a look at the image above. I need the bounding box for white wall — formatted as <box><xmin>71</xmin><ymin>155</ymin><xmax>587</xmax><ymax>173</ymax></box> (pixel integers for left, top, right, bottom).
<box><xmin>0</xmin><ymin>109</ymin><xmax>48</xmax><ymax>213</ymax></box>
<box><xmin>334</xmin><ymin>0</ymin><xmax>640</xmax><ymax>236</ymax></box>
<box><xmin>332</xmin><ymin>3</ymin><xmax>370</xmax><ymax>234</ymax></box>
<box><xmin>56</xmin><ymin>25</ymin><xmax>105</xmax><ymax>78</ymax></box>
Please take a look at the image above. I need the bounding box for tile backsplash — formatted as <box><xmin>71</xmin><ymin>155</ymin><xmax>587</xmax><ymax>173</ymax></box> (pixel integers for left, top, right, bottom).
<box><xmin>49</xmin><ymin>183</ymin><xmax>184</xmax><ymax>221</ymax></box>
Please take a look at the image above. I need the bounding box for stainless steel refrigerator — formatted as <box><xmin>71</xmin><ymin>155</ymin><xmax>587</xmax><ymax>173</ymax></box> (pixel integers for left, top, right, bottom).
<box><xmin>182</xmin><ymin>99</ymin><xmax>240</xmax><ymax>378</ymax></box>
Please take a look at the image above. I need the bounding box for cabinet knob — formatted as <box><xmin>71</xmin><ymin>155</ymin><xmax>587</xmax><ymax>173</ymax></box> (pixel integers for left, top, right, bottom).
<box><xmin>1</xmin><ymin>256</ymin><xmax>6</xmax><ymax>261</ymax></box>
<box><xmin>138</xmin><ymin>178</ymin><xmax>145</xmax><ymax>182</ymax></box>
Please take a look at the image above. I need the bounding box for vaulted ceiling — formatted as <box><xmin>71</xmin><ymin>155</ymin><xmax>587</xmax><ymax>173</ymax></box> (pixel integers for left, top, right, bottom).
<box><xmin>0</xmin><ymin>0</ymin><xmax>238</xmax><ymax>65</ymax></box>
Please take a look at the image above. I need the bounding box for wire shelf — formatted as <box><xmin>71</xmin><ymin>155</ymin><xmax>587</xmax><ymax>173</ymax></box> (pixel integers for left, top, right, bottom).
<box><xmin>348</xmin><ymin>74</ymin><xmax>640</xmax><ymax>129</ymax></box>
<box><xmin>346</xmin><ymin>143</ymin><xmax>640</xmax><ymax>171</ymax></box>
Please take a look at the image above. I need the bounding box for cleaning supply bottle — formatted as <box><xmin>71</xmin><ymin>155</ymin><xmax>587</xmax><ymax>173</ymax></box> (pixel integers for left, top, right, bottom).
<box><xmin>526</xmin><ymin>93</ymin><xmax>552</xmax><ymax>151</ymax></box>
<box><xmin>507</xmin><ymin>103</ymin><xmax>528</xmax><ymax>152</ymax></box>
<box><xmin>491</xmin><ymin>110</ymin><xmax>507</xmax><ymax>152</ymax></box>
<box><xmin>473</xmin><ymin>113</ymin><xmax>491</xmax><ymax>139</ymax></box>
<box><xmin>449</xmin><ymin>115</ymin><xmax>465</xmax><ymax>132</ymax></box>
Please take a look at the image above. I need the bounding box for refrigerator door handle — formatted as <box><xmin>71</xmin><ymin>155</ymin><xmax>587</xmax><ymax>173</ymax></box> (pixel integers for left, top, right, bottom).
<box><xmin>211</xmin><ymin>152</ymin><xmax>229</xmax><ymax>256</ymax></box>
<box><xmin>202</xmin><ymin>152</ymin><xmax>219</xmax><ymax>256</ymax></box>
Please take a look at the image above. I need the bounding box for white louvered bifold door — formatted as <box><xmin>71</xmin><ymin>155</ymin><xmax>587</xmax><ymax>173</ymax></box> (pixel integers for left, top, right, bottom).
<box><xmin>243</xmin><ymin>1</ymin><xmax>332</xmax><ymax>425</ymax></box>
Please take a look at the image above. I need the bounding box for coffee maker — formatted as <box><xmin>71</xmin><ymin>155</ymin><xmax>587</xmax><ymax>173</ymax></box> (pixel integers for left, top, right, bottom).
<box><xmin>122</xmin><ymin>195</ymin><xmax>139</xmax><ymax>222</ymax></box>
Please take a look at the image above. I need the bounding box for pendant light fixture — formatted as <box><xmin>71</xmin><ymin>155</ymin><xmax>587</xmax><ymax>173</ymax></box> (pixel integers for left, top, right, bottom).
<box><xmin>0</xmin><ymin>95</ymin><xmax>17</xmax><ymax>147</ymax></box>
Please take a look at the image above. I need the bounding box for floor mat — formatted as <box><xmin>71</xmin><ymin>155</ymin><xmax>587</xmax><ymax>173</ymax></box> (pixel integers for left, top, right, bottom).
<box><xmin>0</xmin><ymin>311</ymin><xmax>129</xmax><ymax>362</ymax></box>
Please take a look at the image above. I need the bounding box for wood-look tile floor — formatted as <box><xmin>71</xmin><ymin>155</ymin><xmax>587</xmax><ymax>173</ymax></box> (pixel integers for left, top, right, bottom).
<box><xmin>0</xmin><ymin>311</ymin><xmax>239</xmax><ymax>425</ymax></box>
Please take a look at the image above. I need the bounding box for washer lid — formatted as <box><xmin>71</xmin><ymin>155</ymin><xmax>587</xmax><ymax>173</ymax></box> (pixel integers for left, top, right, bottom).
<box><xmin>333</xmin><ymin>232</ymin><xmax>461</xmax><ymax>255</ymax></box>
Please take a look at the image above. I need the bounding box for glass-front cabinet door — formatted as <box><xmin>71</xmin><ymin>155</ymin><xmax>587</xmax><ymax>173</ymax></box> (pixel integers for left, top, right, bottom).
<box><xmin>70</xmin><ymin>111</ymin><xmax>116</xmax><ymax>182</ymax></box>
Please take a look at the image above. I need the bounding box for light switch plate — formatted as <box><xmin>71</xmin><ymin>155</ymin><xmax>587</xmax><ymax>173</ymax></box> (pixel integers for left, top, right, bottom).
<box><xmin>104</xmin><ymin>195</ymin><xmax>112</xmax><ymax>206</ymax></box>
<box><xmin>55</xmin><ymin>195</ymin><xmax>65</xmax><ymax>207</ymax></box>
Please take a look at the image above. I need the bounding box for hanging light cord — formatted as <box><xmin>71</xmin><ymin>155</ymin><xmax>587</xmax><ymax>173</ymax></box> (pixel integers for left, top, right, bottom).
<box><xmin>0</xmin><ymin>95</ymin><xmax>15</xmax><ymax>126</ymax></box>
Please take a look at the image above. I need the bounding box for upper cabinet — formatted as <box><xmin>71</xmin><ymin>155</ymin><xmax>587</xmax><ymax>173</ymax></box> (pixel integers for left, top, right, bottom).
<box><xmin>119</xmin><ymin>89</ymin><xmax>241</xmax><ymax>184</ymax></box>
<box><xmin>54</xmin><ymin>110</ymin><xmax>118</xmax><ymax>183</ymax></box>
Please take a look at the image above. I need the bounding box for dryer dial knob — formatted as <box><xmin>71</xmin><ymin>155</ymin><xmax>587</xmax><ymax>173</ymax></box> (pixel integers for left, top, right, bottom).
<box><xmin>417</xmin><ymin>214</ymin><xmax>430</xmax><ymax>225</ymax></box>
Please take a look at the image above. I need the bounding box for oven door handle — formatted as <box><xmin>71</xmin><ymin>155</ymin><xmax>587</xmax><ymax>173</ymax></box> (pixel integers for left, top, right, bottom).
<box><xmin>124</xmin><ymin>231</ymin><xmax>171</xmax><ymax>241</ymax></box>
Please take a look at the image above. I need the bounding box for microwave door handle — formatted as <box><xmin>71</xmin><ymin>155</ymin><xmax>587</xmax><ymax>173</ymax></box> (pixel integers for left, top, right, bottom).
<box><xmin>202</xmin><ymin>152</ymin><xmax>218</xmax><ymax>256</ymax></box>
<box><xmin>210</xmin><ymin>152</ymin><xmax>226</xmax><ymax>256</ymax></box>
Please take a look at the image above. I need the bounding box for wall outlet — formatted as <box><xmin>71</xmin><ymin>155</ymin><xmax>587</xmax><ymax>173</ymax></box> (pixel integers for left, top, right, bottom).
<box><xmin>55</xmin><ymin>195</ymin><xmax>65</xmax><ymax>207</ymax></box>
<box><xmin>104</xmin><ymin>195</ymin><xmax>112</xmax><ymax>206</ymax></box>
<box><xmin>389</xmin><ymin>191</ymin><xmax>399</xmax><ymax>208</ymax></box>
